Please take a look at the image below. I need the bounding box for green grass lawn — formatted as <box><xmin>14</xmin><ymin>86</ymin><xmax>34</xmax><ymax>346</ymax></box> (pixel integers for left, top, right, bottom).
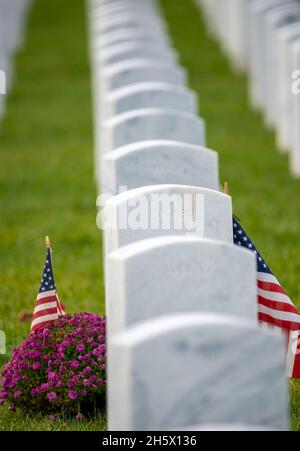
<box><xmin>0</xmin><ymin>0</ymin><xmax>105</xmax><ymax>430</ymax></box>
<box><xmin>161</xmin><ymin>0</ymin><xmax>300</xmax><ymax>431</ymax></box>
<box><xmin>0</xmin><ymin>0</ymin><xmax>299</xmax><ymax>431</ymax></box>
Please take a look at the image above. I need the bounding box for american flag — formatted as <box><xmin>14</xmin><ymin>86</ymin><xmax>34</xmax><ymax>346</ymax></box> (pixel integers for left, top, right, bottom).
<box><xmin>30</xmin><ymin>246</ymin><xmax>65</xmax><ymax>333</ymax></box>
<box><xmin>233</xmin><ymin>216</ymin><xmax>300</xmax><ymax>378</ymax></box>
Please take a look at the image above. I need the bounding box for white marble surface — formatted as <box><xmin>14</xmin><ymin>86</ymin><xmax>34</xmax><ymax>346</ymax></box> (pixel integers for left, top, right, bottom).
<box><xmin>102</xmin><ymin>82</ymin><xmax>197</xmax><ymax>119</ymax></box>
<box><xmin>104</xmin><ymin>184</ymin><xmax>232</xmax><ymax>255</ymax></box>
<box><xmin>262</xmin><ymin>4</ymin><xmax>300</xmax><ymax>128</ymax></box>
<box><xmin>0</xmin><ymin>0</ymin><xmax>30</xmax><ymax>121</ymax></box>
<box><xmin>101</xmin><ymin>140</ymin><xmax>218</xmax><ymax>194</ymax></box>
<box><xmin>95</xmin><ymin>3</ymin><xmax>158</xmax><ymax>19</ymax></box>
<box><xmin>106</xmin><ymin>236</ymin><xmax>257</xmax><ymax>337</ymax></box>
<box><xmin>101</xmin><ymin>109</ymin><xmax>205</xmax><ymax>154</ymax></box>
<box><xmin>92</xmin><ymin>13</ymin><xmax>167</xmax><ymax>36</ymax></box>
<box><xmin>95</xmin><ymin>28</ymin><xmax>171</xmax><ymax>50</ymax></box>
<box><xmin>92</xmin><ymin>0</ymin><xmax>156</xmax><ymax>12</ymax></box>
<box><xmin>108</xmin><ymin>313</ymin><xmax>288</xmax><ymax>431</ymax></box>
<box><xmin>98</xmin><ymin>43</ymin><xmax>178</xmax><ymax>68</ymax></box>
<box><xmin>100</xmin><ymin>60</ymin><xmax>187</xmax><ymax>95</ymax></box>
<box><xmin>275</xmin><ymin>24</ymin><xmax>300</xmax><ymax>152</ymax></box>
<box><xmin>248</xmin><ymin>0</ymin><xmax>285</xmax><ymax>109</ymax></box>
<box><xmin>291</xmin><ymin>42</ymin><xmax>300</xmax><ymax>176</ymax></box>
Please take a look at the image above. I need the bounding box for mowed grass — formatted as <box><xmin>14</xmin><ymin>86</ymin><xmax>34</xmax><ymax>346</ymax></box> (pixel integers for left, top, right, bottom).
<box><xmin>160</xmin><ymin>0</ymin><xmax>300</xmax><ymax>430</ymax></box>
<box><xmin>0</xmin><ymin>0</ymin><xmax>105</xmax><ymax>430</ymax></box>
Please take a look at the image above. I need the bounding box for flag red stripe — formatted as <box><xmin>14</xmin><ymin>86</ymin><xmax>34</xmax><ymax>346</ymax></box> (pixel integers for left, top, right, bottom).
<box><xmin>258</xmin><ymin>295</ymin><xmax>300</xmax><ymax>315</ymax></box>
<box><xmin>257</xmin><ymin>280</ymin><xmax>287</xmax><ymax>295</ymax></box>
<box><xmin>31</xmin><ymin>319</ymin><xmax>54</xmax><ymax>333</ymax></box>
<box><xmin>35</xmin><ymin>295</ymin><xmax>58</xmax><ymax>307</ymax></box>
<box><xmin>32</xmin><ymin>307</ymin><xmax>58</xmax><ymax>320</ymax></box>
<box><xmin>258</xmin><ymin>312</ymin><xmax>300</xmax><ymax>331</ymax></box>
<box><xmin>292</xmin><ymin>353</ymin><xmax>300</xmax><ymax>378</ymax></box>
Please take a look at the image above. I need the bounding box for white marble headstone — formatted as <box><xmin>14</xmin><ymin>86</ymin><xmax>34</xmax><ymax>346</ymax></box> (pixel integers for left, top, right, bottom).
<box><xmin>101</xmin><ymin>140</ymin><xmax>218</xmax><ymax>194</ymax></box>
<box><xmin>101</xmin><ymin>109</ymin><xmax>205</xmax><ymax>153</ymax></box>
<box><xmin>102</xmin><ymin>82</ymin><xmax>198</xmax><ymax>118</ymax></box>
<box><xmin>108</xmin><ymin>313</ymin><xmax>288</xmax><ymax>430</ymax></box>
<box><xmin>95</xmin><ymin>28</ymin><xmax>171</xmax><ymax>50</ymax></box>
<box><xmin>248</xmin><ymin>0</ymin><xmax>287</xmax><ymax>109</ymax></box>
<box><xmin>92</xmin><ymin>13</ymin><xmax>167</xmax><ymax>36</ymax></box>
<box><xmin>98</xmin><ymin>43</ymin><xmax>178</xmax><ymax>68</ymax></box>
<box><xmin>100</xmin><ymin>60</ymin><xmax>187</xmax><ymax>95</ymax></box>
<box><xmin>91</xmin><ymin>0</ymin><xmax>156</xmax><ymax>13</ymax></box>
<box><xmin>106</xmin><ymin>235</ymin><xmax>257</xmax><ymax>336</ymax></box>
<box><xmin>262</xmin><ymin>4</ymin><xmax>300</xmax><ymax>127</ymax></box>
<box><xmin>102</xmin><ymin>184</ymin><xmax>232</xmax><ymax>254</ymax></box>
<box><xmin>96</xmin><ymin>3</ymin><xmax>158</xmax><ymax>18</ymax></box>
<box><xmin>275</xmin><ymin>24</ymin><xmax>300</xmax><ymax>152</ymax></box>
<box><xmin>291</xmin><ymin>42</ymin><xmax>300</xmax><ymax>176</ymax></box>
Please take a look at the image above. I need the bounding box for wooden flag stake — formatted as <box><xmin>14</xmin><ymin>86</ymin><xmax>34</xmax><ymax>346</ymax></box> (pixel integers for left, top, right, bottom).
<box><xmin>223</xmin><ymin>181</ymin><xmax>229</xmax><ymax>195</ymax></box>
<box><xmin>45</xmin><ymin>236</ymin><xmax>51</xmax><ymax>249</ymax></box>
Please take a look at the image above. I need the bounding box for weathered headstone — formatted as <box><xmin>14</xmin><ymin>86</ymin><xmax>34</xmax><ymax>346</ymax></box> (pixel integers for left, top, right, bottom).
<box><xmin>100</xmin><ymin>109</ymin><xmax>205</xmax><ymax>153</ymax></box>
<box><xmin>95</xmin><ymin>28</ymin><xmax>171</xmax><ymax>50</ymax></box>
<box><xmin>101</xmin><ymin>140</ymin><xmax>218</xmax><ymax>194</ymax></box>
<box><xmin>102</xmin><ymin>82</ymin><xmax>198</xmax><ymax>118</ymax></box>
<box><xmin>96</xmin><ymin>3</ymin><xmax>158</xmax><ymax>19</ymax></box>
<box><xmin>100</xmin><ymin>60</ymin><xmax>187</xmax><ymax>95</ymax></box>
<box><xmin>106</xmin><ymin>235</ymin><xmax>257</xmax><ymax>336</ymax></box>
<box><xmin>108</xmin><ymin>313</ymin><xmax>288</xmax><ymax>430</ymax></box>
<box><xmin>92</xmin><ymin>13</ymin><xmax>167</xmax><ymax>37</ymax></box>
<box><xmin>291</xmin><ymin>42</ymin><xmax>300</xmax><ymax>176</ymax></box>
<box><xmin>275</xmin><ymin>23</ymin><xmax>300</xmax><ymax>152</ymax></box>
<box><xmin>102</xmin><ymin>184</ymin><xmax>232</xmax><ymax>255</ymax></box>
<box><xmin>262</xmin><ymin>4</ymin><xmax>300</xmax><ymax>127</ymax></box>
<box><xmin>248</xmin><ymin>0</ymin><xmax>288</xmax><ymax>109</ymax></box>
<box><xmin>98</xmin><ymin>43</ymin><xmax>178</xmax><ymax>68</ymax></box>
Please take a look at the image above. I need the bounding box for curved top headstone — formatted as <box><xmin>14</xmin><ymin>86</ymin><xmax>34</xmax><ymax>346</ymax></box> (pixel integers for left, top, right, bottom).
<box><xmin>93</xmin><ymin>13</ymin><xmax>167</xmax><ymax>36</ymax></box>
<box><xmin>101</xmin><ymin>140</ymin><xmax>218</xmax><ymax>193</ymax></box>
<box><xmin>106</xmin><ymin>235</ymin><xmax>257</xmax><ymax>335</ymax></box>
<box><xmin>103</xmin><ymin>184</ymin><xmax>232</xmax><ymax>253</ymax></box>
<box><xmin>102</xmin><ymin>82</ymin><xmax>197</xmax><ymax>118</ymax></box>
<box><xmin>98</xmin><ymin>43</ymin><xmax>178</xmax><ymax>67</ymax></box>
<box><xmin>101</xmin><ymin>109</ymin><xmax>205</xmax><ymax>153</ymax></box>
<box><xmin>96</xmin><ymin>28</ymin><xmax>170</xmax><ymax>49</ymax></box>
<box><xmin>100</xmin><ymin>59</ymin><xmax>187</xmax><ymax>93</ymax></box>
<box><xmin>109</xmin><ymin>312</ymin><xmax>288</xmax><ymax>431</ymax></box>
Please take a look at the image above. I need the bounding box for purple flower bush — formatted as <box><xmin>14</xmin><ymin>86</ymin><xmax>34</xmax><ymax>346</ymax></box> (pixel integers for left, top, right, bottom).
<box><xmin>0</xmin><ymin>313</ymin><xmax>106</xmax><ymax>417</ymax></box>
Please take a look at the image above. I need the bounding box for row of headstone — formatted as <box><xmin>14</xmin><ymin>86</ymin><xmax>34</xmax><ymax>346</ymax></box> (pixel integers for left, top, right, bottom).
<box><xmin>196</xmin><ymin>0</ymin><xmax>300</xmax><ymax>177</ymax></box>
<box><xmin>0</xmin><ymin>0</ymin><xmax>31</xmax><ymax>122</ymax></box>
<box><xmin>89</xmin><ymin>0</ymin><xmax>289</xmax><ymax>431</ymax></box>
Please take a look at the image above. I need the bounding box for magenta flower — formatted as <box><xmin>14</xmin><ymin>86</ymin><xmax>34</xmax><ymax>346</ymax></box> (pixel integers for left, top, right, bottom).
<box><xmin>48</xmin><ymin>372</ymin><xmax>57</xmax><ymax>380</ymax></box>
<box><xmin>43</xmin><ymin>329</ymin><xmax>50</xmax><ymax>338</ymax></box>
<box><xmin>47</xmin><ymin>392</ymin><xmax>57</xmax><ymax>402</ymax></box>
<box><xmin>0</xmin><ymin>313</ymin><xmax>106</xmax><ymax>417</ymax></box>
<box><xmin>68</xmin><ymin>391</ymin><xmax>77</xmax><ymax>400</ymax></box>
<box><xmin>76</xmin><ymin>343</ymin><xmax>85</xmax><ymax>353</ymax></box>
<box><xmin>67</xmin><ymin>379</ymin><xmax>76</xmax><ymax>389</ymax></box>
<box><xmin>83</xmin><ymin>366</ymin><xmax>92</xmax><ymax>375</ymax></box>
<box><xmin>70</xmin><ymin>361</ymin><xmax>79</xmax><ymax>370</ymax></box>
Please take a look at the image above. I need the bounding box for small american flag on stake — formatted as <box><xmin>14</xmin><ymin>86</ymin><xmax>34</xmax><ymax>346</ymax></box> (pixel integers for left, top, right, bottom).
<box><xmin>233</xmin><ymin>216</ymin><xmax>300</xmax><ymax>378</ymax></box>
<box><xmin>30</xmin><ymin>236</ymin><xmax>65</xmax><ymax>333</ymax></box>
